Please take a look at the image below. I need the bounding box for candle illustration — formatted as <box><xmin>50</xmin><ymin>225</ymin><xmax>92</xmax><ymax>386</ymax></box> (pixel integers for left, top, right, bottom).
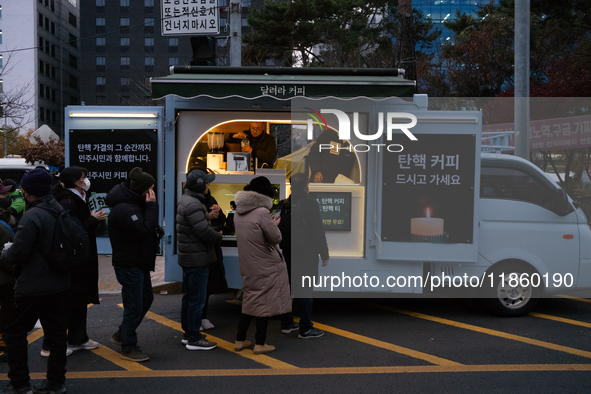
<box><xmin>410</xmin><ymin>208</ymin><xmax>447</xmax><ymax>243</ymax></box>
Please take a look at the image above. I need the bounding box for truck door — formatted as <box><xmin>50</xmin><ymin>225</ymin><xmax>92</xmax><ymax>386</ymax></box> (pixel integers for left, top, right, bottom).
<box><xmin>479</xmin><ymin>162</ymin><xmax>579</xmax><ymax>290</ymax></box>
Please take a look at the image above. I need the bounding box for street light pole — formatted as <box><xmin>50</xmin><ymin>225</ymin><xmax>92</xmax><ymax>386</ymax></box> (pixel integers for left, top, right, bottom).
<box><xmin>3</xmin><ymin>113</ymin><xmax>6</xmax><ymax>158</ymax></box>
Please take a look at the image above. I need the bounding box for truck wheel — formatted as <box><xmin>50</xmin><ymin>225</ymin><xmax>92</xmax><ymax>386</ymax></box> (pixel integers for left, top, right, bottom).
<box><xmin>486</xmin><ymin>267</ymin><xmax>539</xmax><ymax>317</ymax></box>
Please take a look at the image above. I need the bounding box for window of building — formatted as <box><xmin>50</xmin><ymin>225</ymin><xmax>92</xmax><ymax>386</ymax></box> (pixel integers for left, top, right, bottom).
<box><xmin>69</xmin><ymin>12</ymin><xmax>76</xmax><ymax>27</ymax></box>
<box><xmin>69</xmin><ymin>75</ymin><xmax>77</xmax><ymax>89</ymax></box>
<box><xmin>145</xmin><ymin>0</ymin><xmax>154</xmax><ymax>6</ymax></box>
<box><xmin>51</xmin><ymin>21</ymin><xmax>55</xmax><ymax>35</ymax></box>
<box><xmin>242</xmin><ymin>17</ymin><xmax>248</xmax><ymax>27</ymax></box>
<box><xmin>96</xmin><ymin>76</ymin><xmax>106</xmax><ymax>85</ymax></box>
<box><xmin>45</xmin><ymin>39</ymin><xmax>50</xmax><ymax>54</ymax></box>
<box><xmin>120</xmin><ymin>17</ymin><xmax>130</xmax><ymax>26</ymax></box>
<box><xmin>0</xmin><ymin>80</ymin><xmax>3</xmax><ymax>94</ymax></box>
<box><xmin>46</xmin><ymin>86</ymin><xmax>50</xmax><ymax>99</ymax></box>
<box><xmin>169</xmin><ymin>57</ymin><xmax>178</xmax><ymax>66</ymax></box>
<box><xmin>52</xmin><ymin>89</ymin><xmax>56</xmax><ymax>102</ymax></box>
<box><xmin>96</xmin><ymin>56</ymin><xmax>106</xmax><ymax>66</ymax></box>
<box><xmin>96</xmin><ymin>96</ymin><xmax>105</xmax><ymax>104</ymax></box>
<box><xmin>96</xmin><ymin>0</ymin><xmax>105</xmax><ymax>6</ymax></box>
<box><xmin>96</xmin><ymin>17</ymin><xmax>105</xmax><ymax>26</ymax></box>
<box><xmin>144</xmin><ymin>37</ymin><xmax>154</xmax><ymax>46</ymax></box>
<box><xmin>96</xmin><ymin>37</ymin><xmax>106</xmax><ymax>46</ymax></box>
<box><xmin>51</xmin><ymin>0</ymin><xmax>55</xmax><ymax>12</ymax></box>
<box><xmin>120</xmin><ymin>37</ymin><xmax>130</xmax><ymax>46</ymax></box>
<box><xmin>39</xmin><ymin>60</ymin><xmax>44</xmax><ymax>75</ymax></box>
<box><xmin>45</xmin><ymin>64</ymin><xmax>50</xmax><ymax>76</ymax></box>
<box><xmin>45</xmin><ymin>17</ymin><xmax>49</xmax><ymax>31</ymax></box>
<box><xmin>120</xmin><ymin>96</ymin><xmax>129</xmax><ymax>104</ymax></box>
<box><xmin>40</xmin><ymin>83</ymin><xmax>45</xmax><ymax>98</ymax></box>
<box><xmin>144</xmin><ymin>17</ymin><xmax>154</xmax><ymax>26</ymax></box>
<box><xmin>120</xmin><ymin>77</ymin><xmax>130</xmax><ymax>85</ymax></box>
<box><xmin>51</xmin><ymin>44</ymin><xmax>55</xmax><ymax>57</ymax></box>
<box><xmin>40</xmin><ymin>108</ymin><xmax>45</xmax><ymax>121</ymax></box>
<box><xmin>169</xmin><ymin>38</ymin><xmax>178</xmax><ymax>47</ymax></box>
<box><xmin>69</xmin><ymin>54</ymin><xmax>78</xmax><ymax>69</ymax></box>
<box><xmin>39</xmin><ymin>12</ymin><xmax>43</xmax><ymax>26</ymax></box>
<box><xmin>52</xmin><ymin>111</ymin><xmax>56</xmax><ymax>124</ymax></box>
<box><xmin>51</xmin><ymin>67</ymin><xmax>55</xmax><ymax>79</ymax></box>
<box><xmin>0</xmin><ymin>30</ymin><xmax>2</xmax><ymax>44</ymax></box>
<box><xmin>120</xmin><ymin>57</ymin><xmax>130</xmax><ymax>65</ymax></box>
<box><xmin>121</xmin><ymin>0</ymin><xmax>130</xmax><ymax>6</ymax></box>
<box><xmin>38</xmin><ymin>36</ymin><xmax>44</xmax><ymax>51</ymax></box>
<box><xmin>144</xmin><ymin>57</ymin><xmax>154</xmax><ymax>66</ymax></box>
<box><xmin>69</xmin><ymin>33</ymin><xmax>77</xmax><ymax>48</ymax></box>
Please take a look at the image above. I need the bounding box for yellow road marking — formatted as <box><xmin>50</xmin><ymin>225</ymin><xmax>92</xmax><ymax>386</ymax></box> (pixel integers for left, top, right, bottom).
<box><xmin>27</xmin><ymin>329</ymin><xmax>44</xmax><ymax>344</ymax></box>
<box><xmin>529</xmin><ymin>312</ymin><xmax>591</xmax><ymax>329</ymax></box>
<box><xmin>5</xmin><ymin>364</ymin><xmax>590</xmax><ymax>380</ymax></box>
<box><xmin>136</xmin><ymin>307</ymin><xmax>297</xmax><ymax>370</ymax></box>
<box><xmin>375</xmin><ymin>304</ymin><xmax>591</xmax><ymax>360</ymax></box>
<box><xmin>555</xmin><ymin>295</ymin><xmax>591</xmax><ymax>303</ymax></box>
<box><xmin>90</xmin><ymin>345</ymin><xmax>152</xmax><ymax>372</ymax></box>
<box><xmin>295</xmin><ymin>318</ymin><xmax>460</xmax><ymax>366</ymax></box>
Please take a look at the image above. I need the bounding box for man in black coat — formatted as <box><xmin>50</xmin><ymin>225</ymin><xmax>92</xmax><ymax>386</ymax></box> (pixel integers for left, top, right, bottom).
<box><xmin>106</xmin><ymin>167</ymin><xmax>160</xmax><ymax>362</ymax></box>
<box><xmin>279</xmin><ymin>172</ymin><xmax>329</xmax><ymax>339</ymax></box>
<box><xmin>2</xmin><ymin>168</ymin><xmax>70</xmax><ymax>394</ymax></box>
<box><xmin>232</xmin><ymin>122</ymin><xmax>277</xmax><ymax>168</ymax></box>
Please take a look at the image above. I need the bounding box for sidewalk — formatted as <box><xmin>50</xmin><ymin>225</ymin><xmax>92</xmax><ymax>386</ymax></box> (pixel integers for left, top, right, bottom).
<box><xmin>98</xmin><ymin>254</ymin><xmax>167</xmax><ymax>294</ymax></box>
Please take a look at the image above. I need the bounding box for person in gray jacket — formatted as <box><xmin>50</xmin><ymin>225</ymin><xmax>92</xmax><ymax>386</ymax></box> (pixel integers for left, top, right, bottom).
<box><xmin>176</xmin><ymin>169</ymin><xmax>222</xmax><ymax>351</ymax></box>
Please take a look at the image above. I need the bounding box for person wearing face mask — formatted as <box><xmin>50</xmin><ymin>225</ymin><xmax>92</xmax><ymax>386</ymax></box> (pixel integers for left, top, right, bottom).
<box><xmin>40</xmin><ymin>166</ymin><xmax>106</xmax><ymax>358</ymax></box>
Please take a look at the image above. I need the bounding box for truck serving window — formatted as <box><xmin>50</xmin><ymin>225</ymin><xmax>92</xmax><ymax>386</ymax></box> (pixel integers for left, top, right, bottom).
<box><xmin>480</xmin><ymin>166</ymin><xmax>555</xmax><ymax>211</ymax></box>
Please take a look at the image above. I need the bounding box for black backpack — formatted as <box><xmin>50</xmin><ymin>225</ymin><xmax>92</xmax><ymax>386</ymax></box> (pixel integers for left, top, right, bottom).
<box><xmin>44</xmin><ymin>199</ymin><xmax>91</xmax><ymax>272</ymax></box>
<box><xmin>278</xmin><ymin>200</ymin><xmax>306</xmax><ymax>250</ymax></box>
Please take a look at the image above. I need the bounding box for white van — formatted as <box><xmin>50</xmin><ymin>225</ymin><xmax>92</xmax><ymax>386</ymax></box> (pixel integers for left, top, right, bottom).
<box><xmin>0</xmin><ymin>158</ymin><xmax>37</xmax><ymax>188</ymax></box>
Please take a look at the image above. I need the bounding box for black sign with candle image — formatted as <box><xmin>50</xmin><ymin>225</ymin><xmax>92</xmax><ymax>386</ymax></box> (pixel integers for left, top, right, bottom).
<box><xmin>381</xmin><ymin>134</ymin><xmax>476</xmax><ymax>244</ymax></box>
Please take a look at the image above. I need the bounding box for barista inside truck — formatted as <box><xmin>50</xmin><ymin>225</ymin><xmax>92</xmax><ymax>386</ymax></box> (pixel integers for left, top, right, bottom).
<box><xmin>231</xmin><ymin>122</ymin><xmax>277</xmax><ymax>169</ymax></box>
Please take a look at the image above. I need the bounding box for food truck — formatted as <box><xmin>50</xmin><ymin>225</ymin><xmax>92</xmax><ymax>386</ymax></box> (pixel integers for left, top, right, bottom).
<box><xmin>66</xmin><ymin>67</ymin><xmax>591</xmax><ymax>317</ymax></box>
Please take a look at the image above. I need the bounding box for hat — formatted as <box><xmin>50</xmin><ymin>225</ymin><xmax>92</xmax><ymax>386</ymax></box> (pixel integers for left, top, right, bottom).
<box><xmin>244</xmin><ymin>176</ymin><xmax>274</xmax><ymax>198</ymax></box>
<box><xmin>0</xmin><ymin>185</ymin><xmax>11</xmax><ymax>194</ymax></box>
<box><xmin>20</xmin><ymin>168</ymin><xmax>53</xmax><ymax>197</ymax></box>
<box><xmin>186</xmin><ymin>169</ymin><xmax>215</xmax><ymax>194</ymax></box>
<box><xmin>1</xmin><ymin>179</ymin><xmax>16</xmax><ymax>193</ymax></box>
<box><xmin>129</xmin><ymin>167</ymin><xmax>155</xmax><ymax>195</ymax></box>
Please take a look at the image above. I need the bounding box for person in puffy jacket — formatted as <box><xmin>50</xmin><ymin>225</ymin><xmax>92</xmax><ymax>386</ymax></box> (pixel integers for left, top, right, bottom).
<box><xmin>233</xmin><ymin>176</ymin><xmax>291</xmax><ymax>355</ymax></box>
<box><xmin>176</xmin><ymin>169</ymin><xmax>222</xmax><ymax>351</ymax></box>
<box><xmin>2</xmin><ymin>168</ymin><xmax>70</xmax><ymax>394</ymax></box>
<box><xmin>106</xmin><ymin>167</ymin><xmax>160</xmax><ymax>363</ymax></box>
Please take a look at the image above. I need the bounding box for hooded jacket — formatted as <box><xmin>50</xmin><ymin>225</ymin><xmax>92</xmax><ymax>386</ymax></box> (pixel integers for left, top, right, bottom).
<box><xmin>106</xmin><ymin>182</ymin><xmax>159</xmax><ymax>271</ymax></box>
<box><xmin>234</xmin><ymin>190</ymin><xmax>291</xmax><ymax>317</ymax></box>
<box><xmin>176</xmin><ymin>189</ymin><xmax>222</xmax><ymax>268</ymax></box>
<box><xmin>52</xmin><ymin>185</ymin><xmax>100</xmax><ymax>304</ymax></box>
<box><xmin>5</xmin><ymin>195</ymin><xmax>70</xmax><ymax>298</ymax></box>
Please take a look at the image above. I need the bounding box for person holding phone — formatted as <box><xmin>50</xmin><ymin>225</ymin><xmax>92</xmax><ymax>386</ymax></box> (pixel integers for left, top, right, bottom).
<box><xmin>40</xmin><ymin>167</ymin><xmax>107</xmax><ymax>358</ymax></box>
<box><xmin>106</xmin><ymin>167</ymin><xmax>160</xmax><ymax>362</ymax></box>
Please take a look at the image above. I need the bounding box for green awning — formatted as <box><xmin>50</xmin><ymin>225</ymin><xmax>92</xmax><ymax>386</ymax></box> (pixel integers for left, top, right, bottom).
<box><xmin>151</xmin><ymin>66</ymin><xmax>415</xmax><ymax>100</ymax></box>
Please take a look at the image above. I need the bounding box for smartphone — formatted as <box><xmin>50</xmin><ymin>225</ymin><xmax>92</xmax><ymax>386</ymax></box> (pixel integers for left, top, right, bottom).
<box><xmin>271</xmin><ymin>209</ymin><xmax>281</xmax><ymax>220</ymax></box>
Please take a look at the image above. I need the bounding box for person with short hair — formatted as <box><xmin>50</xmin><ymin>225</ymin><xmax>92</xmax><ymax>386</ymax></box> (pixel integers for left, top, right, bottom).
<box><xmin>106</xmin><ymin>167</ymin><xmax>160</xmax><ymax>362</ymax></box>
<box><xmin>47</xmin><ymin>166</ymin><xmax>106</xmax><ymax>356</ymax></box>
<box><xmin>232</xmin><ymin>122</ymin><xmax>277</xmax><ymax>168</ymax></box>
<box><xmin>0</xmin><ymin>179</ymin><xmax>25</xmax><ymax>226</ymax></box>
<box><xmin>176</xmin><ymin>169</ymin><xmax>222</xmax><ymax>351</ymax></box>
<box><xmin>2</xmin><ymin>168</ymin><xmax>70</xmax><ymax>394</ymax></box>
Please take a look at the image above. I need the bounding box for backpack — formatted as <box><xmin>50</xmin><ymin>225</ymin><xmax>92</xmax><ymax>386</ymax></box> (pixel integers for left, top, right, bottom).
<box><xmin>44</xmin><ymin>199</ymin><xmax>91</xmax><ymax>272</ymax></box>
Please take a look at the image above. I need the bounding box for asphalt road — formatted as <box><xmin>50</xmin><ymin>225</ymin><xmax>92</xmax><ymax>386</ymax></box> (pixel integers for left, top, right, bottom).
<box><xmin>1</xmin><ymin>293</ymin><xmax>591</xmax><ymax>393</ymax></box>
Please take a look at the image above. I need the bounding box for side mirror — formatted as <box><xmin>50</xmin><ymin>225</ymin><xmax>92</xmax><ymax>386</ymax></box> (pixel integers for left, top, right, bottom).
<box><xmin>552</xmin><ymin>188</ymin><xmax>573</xmax><ymax>216</ymax></box>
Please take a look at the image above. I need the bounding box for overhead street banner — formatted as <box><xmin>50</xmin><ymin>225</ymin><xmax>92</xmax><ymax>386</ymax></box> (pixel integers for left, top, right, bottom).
<box><xmin>483</xmin><ymin>114</ymin><xmax>591</xmax><ymax>152</ymax></box>
<box><xmin>161</xmin><ymin>0</ymin><xmax>219</xmax><ymax>36</ymax></box>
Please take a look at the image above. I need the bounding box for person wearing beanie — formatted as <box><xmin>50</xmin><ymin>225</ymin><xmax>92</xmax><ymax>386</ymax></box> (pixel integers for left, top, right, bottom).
<box><xmin>2</xmin><ymin>167</ymin><xmax>70</xmax><ymax>394</ymax></box>
<box><xmin>176</xmin><ymin>169</ymin><xmax>222</xmax><ymax>351</ymax></box>
<box><xmin>0</xmin><ymin>179</ymin><xmax>25</xmax><ymax>225</ymax></box>
<box><xmin>232</xmin><ymin>176</ymin><xmax>291</xmax><ymax>355</ymax></box>
<box><xmin>105</xmin><ymin>167</ymin><xmax>160</xmax><ymax>362</ymax></box>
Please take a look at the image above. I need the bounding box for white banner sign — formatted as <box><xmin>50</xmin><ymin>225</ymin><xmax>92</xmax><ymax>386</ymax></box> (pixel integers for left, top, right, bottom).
<box><xmin>161</xmin><ymin>0</ymin><xmax>219</xmax><ymax>36</ymax></box>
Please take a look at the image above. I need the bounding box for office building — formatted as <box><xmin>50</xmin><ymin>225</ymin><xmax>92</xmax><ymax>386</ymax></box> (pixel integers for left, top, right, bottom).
<box><xmin>0</xmin><ymin>0</ymin><xmax>80</xmax><ymax>137</ymax></box>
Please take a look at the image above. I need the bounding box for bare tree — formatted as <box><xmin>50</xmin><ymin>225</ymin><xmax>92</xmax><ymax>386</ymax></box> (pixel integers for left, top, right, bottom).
<box><xmin>0</xmin><ymin>51</ymin><xmax>36</xmax><ymax>130</ymax></box>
